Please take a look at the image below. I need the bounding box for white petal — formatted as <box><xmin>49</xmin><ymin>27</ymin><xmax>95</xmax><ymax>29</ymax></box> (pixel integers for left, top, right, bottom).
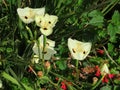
<box><xmin>68</xmin><ymin>38</ymin><xmax>92</xmax><ymax>60</ymax></box>
<box><xmin>32</xmin><ymin>35</ymin><xmax>56</xmax><ymax>60</ymax></box>
<box><xmin>17</xmin><ymin>7</ymin><xmax>45</xmax><ymax>24</ymax></box>
<box><xmin>17</xmin><ymin>7</ymin><xmax>35</xmax><ymax>23</ymax></box>
<box><xmin>43</xmin><ymin>47</ymin><xmax>57</xmax><ymax>60</ymax></box>
<box><xmin>44</xmin><ymin>14</ymin><xmax>58</xmax><ymax>28</ymax></box>
<box><xmin>34</xmin><ymin>7</ymin><xmax>45</xmax><ymax>16</ymax></box>
<box><xmin>35</xmin><ymin>15</ymin><xmax>43</xmax><ymax>27</ymax></box>
<box><xmin>47</xmin><ymin>39</ymin><xmax>55</xmax><ymax>47</ymax></box>
<box><xmin>35</xmin><ymin>14</ymin><xmax>58</xmax><ymax>36</ymax></box>
<box><xmin>40</xmin><ymin>28</ymin><xmax>53</xmax><ymax>36</ymax></box>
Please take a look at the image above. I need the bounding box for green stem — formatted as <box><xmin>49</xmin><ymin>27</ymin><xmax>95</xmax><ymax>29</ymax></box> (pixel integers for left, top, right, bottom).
<box><xmin>37</xmin><ymin>39</ymin><xmax>41</xmax><ymax>61</ymax></box>
<box><xmin>102</xmin><ymin>0</ymin><xmax>119</xmax><ymax>16</ymax></box>
<box><xmin>75</xmin><ymin>60</ymin><xmax>79</xmax><ymax>80</ymax></box>
<box><xmin>42</xmin><ymin>35</ymin><xmax>46</xmax><ymax>63</ymax></box>
<box><xmin>40</xmin><ymin>76</ymin><xmax>59</xmax><ymax>89</ymax></box>
<box><xmin>102</xmin><ymin>46</ymin><xmax>119</xmax><ymax>67</ymax></box>
<box><xmin>26</xmin><ymin>26</ymin><xmax>33</xmax><ymax>40</ymax></box>
<box><xmin>76</xmin><ymin>60</ymin><xmax>79</xmax><ymax>71</ymax></box>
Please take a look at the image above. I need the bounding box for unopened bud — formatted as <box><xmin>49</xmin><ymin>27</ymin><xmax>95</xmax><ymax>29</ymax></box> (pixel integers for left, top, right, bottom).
<box><xmin>44</xmin><ymin>61</ymin><xmax>51</xmax><ymax>69</ymax></box>
<box><xmin>37</xmin><ymin>71</ymin><xmax>43</xmax><ymax>77</ymax></box>
<box><xmin>93</xmin><ymin>77</ymin><xmax>98</xmax><ymax>85</ymax></box>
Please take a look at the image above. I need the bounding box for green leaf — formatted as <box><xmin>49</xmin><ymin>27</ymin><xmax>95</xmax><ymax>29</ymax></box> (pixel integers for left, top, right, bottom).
<box><xmin>88</xmin><ymin>10</ymin><xmax>103</xmax><ymax>17</ymax></box>
<box><xmin>56</xmin><ymin>0</ymin><xmax>64</xmax><ymax>8</ymax></box>
<box><xmin>100</xmin><ymin>85</ymin><xmax>112</xmax><ymax>90</ymax></box>
<box><xmin>109</xmin><ymin>10</ymin><xmax>120</xmax><ymax>34</ymax></box>
<box><xmin>39</xmin><ymin>76</ymin><xmax>49</xmax><ymax>85</ymax></box>
<box><xmin>108</xmin><ymin>43</ymin><xmax>114</xmax><ymax>53</ymax></box>
<box><xmin>114</xmin><ymin>79</ymin><xmax>120</xmax><ymax>85</ymax></box>
<box><xmin>89</xmin><ymin>15</ymin><xmax>104</xmax><ymax>27</ymax></box>
<box><xmin>2</xmin><ymin>72</ymin><xmax>19</xmax><ymax>86</ymax></box>
<box><xmin>68</xmin><ymin>85</ymin><xmax>77</xmax><ymax>90</ymax></box>
<box><xmin>78</xmin><ymin>0</ymin><xmax>83</xmax><ymax>5</ymax></box>
<box><xmin>6</xmin><ymin>48</ymin><xmax>13</xmax><ymax>53</ymax></box>
<box><xmin>111</xmin><ymin>11</ymin><xmax>120</xmax><ymax>26</ymax></box>
<box><xmin>0</xmin><ymin>47</ymin><xmax>5</xmax><ymax>52</ymax></box>
<box><xmin>88</xmin><ymin>10</ymin><xmax>104</xmax><ymax>27</ymax></box>
<box><xmin>56</xmin><ymin>60</ymin><xmax>67</xmax><ymax>70</ymax></box>
<box><xmin>2</xmin><ymin>72</ymin><xmax>33</xmax><ymax>90</ymax></box>
<box><xmin>98</xmin><ymin>29</ymin><xmax>107</xmax><ymax>38</ymax></box>
<box><xmin>117</xmin><ymin>57</ymin><xmax>120</xmax><ymax>64</ymax></box>
<box><xmin>113</xmin><ymin>85</ymin><xmax>120</xmax><ymax>90</ymax></box>
<box><xmin>107</xmin><ymin>23</ymin><xmax>117</xmax><ymax>42</ymax></box>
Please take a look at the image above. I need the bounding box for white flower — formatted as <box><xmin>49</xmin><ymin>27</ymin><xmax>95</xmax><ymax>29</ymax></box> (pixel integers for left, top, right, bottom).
<box><xmin>32</xmin><ymin>35</ymin><xmax>56</xmax><ymax>60</ymax></box>
<box><xmin>17</xmin><ymin>7</ymin><xmax>45</xmax><ymax>24</ymax></box>
<box><xmin>68</xmin><ymin>38</ymin><xmax>92</xmax><ymax>60</ymax></box>
<box><xmin>101</xmin><ymin>63</ymin><xmax>110</xmax><ymax>75</ymax></box>
<box><xmin>35</xmin><ymin>14</ymin><xmax>58</xmax><ymax>36</ymax></box>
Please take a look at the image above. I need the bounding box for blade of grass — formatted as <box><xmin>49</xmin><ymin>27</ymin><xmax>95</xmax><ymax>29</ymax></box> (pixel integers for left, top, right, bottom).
<box><xmin>2</xmin><ymin>72</ymin><xmax>33</xmax><ymax>90</ymax></box>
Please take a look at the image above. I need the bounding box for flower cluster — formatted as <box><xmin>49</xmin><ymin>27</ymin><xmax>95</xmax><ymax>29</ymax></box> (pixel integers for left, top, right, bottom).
<box><xmin>17</xmin><ymin>7</ymin><xmax>92</xmax><ymax>62</ymax></box>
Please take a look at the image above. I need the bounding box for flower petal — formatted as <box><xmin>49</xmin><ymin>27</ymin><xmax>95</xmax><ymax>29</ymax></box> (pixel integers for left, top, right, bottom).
<box><xmin>17</xmin><ymin>7</ymin><xmax>45</xmax><ymax>24</ymax></box>
<box><xmin>32</xmin><ymin>35</ymin><xmax>56</xmax><ymax>60</ymax></box>
<box><xmin>40</xmin><ymin>28</ymin><xmax>53</xmax><ymax>36</ymax></box>
<box><xmin>17</xmin><ymin>7</ymin><xmax>35</xmax><ymax>23</ymax></box>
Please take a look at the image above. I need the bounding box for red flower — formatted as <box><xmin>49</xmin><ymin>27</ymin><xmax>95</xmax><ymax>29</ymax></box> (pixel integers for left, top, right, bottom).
<box><xmin>102</xmin><ymin>74</ymin><xmax>115</xmax><ymax>83</ymax></box>
<box><xmin>108</xmin><ymin>74</ymin><xmax>114</xmax><ymax>79</ymax></box>
<box><xmin>95</xmin><ymin>66</ymin><xmax>101</xmax><ymax>77</ymax></box>
<box><xmin>102</xmin><ymin>76</ymin><xmax>109</xmax><ymax>83</ymax></box>
<box><xmin>61</xmin><ymin>81</ymin><xmax>67</xmax><ymax>90</ymax></box>
<box><xmin>97</xmin><ymin>49</ymin><xmax>104</xmax><ymax>55</ymax></box>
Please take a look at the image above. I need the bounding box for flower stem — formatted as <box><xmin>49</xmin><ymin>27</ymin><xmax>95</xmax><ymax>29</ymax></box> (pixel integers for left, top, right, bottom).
<box><xmin>42</xmin><ymin>35</ymin><xmax>46</xmax><ymax>63</ymax></box>
<box><xmin>102</xmin><ymin>0</ymin><xmax>119</xmax><ymax>16</ymax></box>
<box><xmin>26</xmin><ymin>26</ymin><xmax>33</xmax><ymax>40</ymax></box>
<box><xmin>102</xmin><ymin>46</ymin><xmax>119</xmax><ymax>66</ymax></box>
<box><xmin>75</xmin><ymin>60</ymin><xmax>79</xmax><ymax>81</ymax></box>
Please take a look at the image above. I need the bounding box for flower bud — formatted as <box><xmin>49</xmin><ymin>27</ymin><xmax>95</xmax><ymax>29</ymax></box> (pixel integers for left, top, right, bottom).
<box><xmin>44</xmin><ymin>61</ymin><xmax>51</xmax><ymax>69</ymax></box>
<box><xmin>92</xmin><ymin>77</ymin><xmax>98</xmax><ymax>85</ymax></box>
<box><xmin>37</xmin><ymin>71</ymin><xmax>43</xmax><ymax>77</ymax></box>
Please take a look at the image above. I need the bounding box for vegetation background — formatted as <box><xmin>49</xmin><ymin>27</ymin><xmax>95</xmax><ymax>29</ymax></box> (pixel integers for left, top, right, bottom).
<box><xmin>0</xmin><ymin>0</ymin><xmax>120</xmax><ymax>90</ymax></box>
